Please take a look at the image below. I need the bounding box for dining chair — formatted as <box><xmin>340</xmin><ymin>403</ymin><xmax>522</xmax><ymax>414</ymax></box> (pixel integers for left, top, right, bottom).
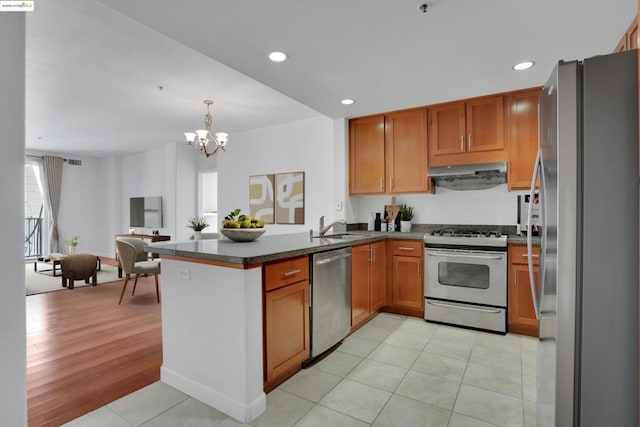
<box><xmin>115</xmin><ymin>238</ymin><xmax>161</xmax><ymax>304</ymax></box>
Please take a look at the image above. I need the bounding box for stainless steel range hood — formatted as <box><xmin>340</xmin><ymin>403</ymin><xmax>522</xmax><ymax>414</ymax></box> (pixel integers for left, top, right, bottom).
<box><xmin>428</xmin><ymin>162</ymin><xmax>507</xmax><ymax>190</ymax></box>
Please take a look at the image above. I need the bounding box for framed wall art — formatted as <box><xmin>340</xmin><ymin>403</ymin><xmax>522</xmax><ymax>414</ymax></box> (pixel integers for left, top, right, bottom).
<box><xmin>249</xmin><ymin>174</ymin><xmax>275</xmax><ymax>223</ymax></box>
<box><xmin>275</xmin><ymin>172</ymin><xmax>305</xmax><ymax>224</ymax></box>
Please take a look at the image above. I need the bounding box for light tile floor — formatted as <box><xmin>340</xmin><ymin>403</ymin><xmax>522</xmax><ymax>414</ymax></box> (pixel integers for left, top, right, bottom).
<box><xmin>64</xmin><ymin>313</ymin><xmax>538</xmax><ymax>427</ymax></box>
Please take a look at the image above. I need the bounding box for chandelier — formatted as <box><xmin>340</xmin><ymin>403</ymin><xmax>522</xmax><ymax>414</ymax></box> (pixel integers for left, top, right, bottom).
<box><xmin>184</xmin><ymin>100</ymin><xmax>229</xmax><ymax>158</ymax></box>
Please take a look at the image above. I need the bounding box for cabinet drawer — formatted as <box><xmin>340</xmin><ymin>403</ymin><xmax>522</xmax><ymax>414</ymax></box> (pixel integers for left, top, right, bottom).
<box><xmin>509</xmin><ymin>244</ymin><xmax>539</xmax><ymax>266</ymax></box>
<box><xmin>391</xmin><ymin>240</ymin><xmax>423</xmax><ymax>257</ymax></box>
<box><xmin>265</xmin><ymin>256</ymin><xmax>309</xmax><ymax>291</ymax></box>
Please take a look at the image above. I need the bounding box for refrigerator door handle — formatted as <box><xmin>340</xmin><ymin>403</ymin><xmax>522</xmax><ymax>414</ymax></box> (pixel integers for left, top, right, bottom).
<box><xmin>527</xmin><ymin>150</ymin><xmax>542</xmax><ymax>320</ymax></box>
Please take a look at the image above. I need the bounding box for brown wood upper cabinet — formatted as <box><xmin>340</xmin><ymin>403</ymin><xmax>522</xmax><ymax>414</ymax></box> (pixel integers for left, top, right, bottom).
<box><xmin>428</xmin><ymin>95</ymin><xmax>506</xmax><ymax>167</ymax></box>
<box><xmin>507</xmin><ymin>88</ymin><xmax>541</xmax><ymax>190</ymax></box>
<box><xmin>615</xmin><ymin>16</ymin><xmax>638</xmax><ymax>52</ymax></box>
<box><xmin>349</xmin><ymin>108</ymin><xmax>434</xmax><ymax>195</ymax></box>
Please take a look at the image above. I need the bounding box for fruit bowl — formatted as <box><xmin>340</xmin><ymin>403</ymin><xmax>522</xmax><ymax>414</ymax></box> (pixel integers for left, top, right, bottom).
<box><xmin>220</xmin><ymin>227</ymin><xmax>266</xmax><ymax>242</ymax></box>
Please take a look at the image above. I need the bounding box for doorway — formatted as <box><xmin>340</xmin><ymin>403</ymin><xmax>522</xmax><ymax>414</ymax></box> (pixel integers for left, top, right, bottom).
<box><xmin>24</xmin><ymin>160</ymin><xmax>47</xmax><ymax>260</ymax></box>
<box><xmin>198</xmin><ymin>171</ymin><xmax>218</xmax><ymax>232</ymax></box>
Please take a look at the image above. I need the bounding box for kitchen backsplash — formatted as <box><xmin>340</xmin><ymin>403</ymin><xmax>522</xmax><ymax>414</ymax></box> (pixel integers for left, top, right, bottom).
<box><xmin>348</xmin><ymin>184</ymin><xmax>529</xmax><ymax>226</ymax></box>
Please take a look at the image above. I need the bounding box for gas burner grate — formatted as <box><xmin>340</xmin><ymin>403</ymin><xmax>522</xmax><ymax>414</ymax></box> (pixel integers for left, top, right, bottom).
<box><xmin>430</xmin><ymin>229</ymin><xmax>502</xmax><ymax>238</ymax></box>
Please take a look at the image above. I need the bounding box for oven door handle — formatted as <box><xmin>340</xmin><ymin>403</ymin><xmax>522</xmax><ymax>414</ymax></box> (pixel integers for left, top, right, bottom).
<box><xmin>425</xmin><ymin>252</ymin><xmax>503</xmax><ymax>260</ymax></box>
<box><xmin>427</xmin><ymin>300</ymin><xmax>502</xmax><ymax>314</ymax></box>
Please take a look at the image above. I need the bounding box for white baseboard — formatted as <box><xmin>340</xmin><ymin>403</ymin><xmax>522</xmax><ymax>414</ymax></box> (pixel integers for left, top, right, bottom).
<box><xmin>160</xmin><ymin>366</ymin><xmax>266</xmax><ymax>423</ymax></box>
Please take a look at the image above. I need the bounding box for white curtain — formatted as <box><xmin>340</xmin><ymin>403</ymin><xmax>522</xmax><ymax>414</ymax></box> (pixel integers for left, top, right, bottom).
<box><xmin>42</xmin><ymin>156</ymin><xmax>64</xmax><ymax>253</ymax></box>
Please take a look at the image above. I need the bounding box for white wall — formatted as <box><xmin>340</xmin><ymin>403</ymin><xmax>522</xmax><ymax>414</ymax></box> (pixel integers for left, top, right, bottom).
<box><xmin>57</xmin><ymin>157</ymin><xmax>103</xmax><ymax>254</ymax></box>
<box><xmin>0</xmin><ymin>12</ymin><xmax>27</xmax><ymax>426</ymax></box>
<box><xmin>350</xmin><ymin>186</ymin><xmax>529</xmax><ymax>226</ymax></box>
<box><xmin>218</xmin><ymin>116</ymin><xmax>335</xmax><ymax>235</ymax></box>
<box><xmin>117</xmin><ymin>143</ymin><xmax>199</xmax><ymax>243</ymax></box>
<box><xmin>97</xmin><ymin>156</ymin><xmax>123</xmax><ymax>256</ymax></box>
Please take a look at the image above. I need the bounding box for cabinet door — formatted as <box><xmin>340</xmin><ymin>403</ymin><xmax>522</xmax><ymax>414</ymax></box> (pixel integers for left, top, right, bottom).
<box><xmin>391</xmin><ymin>255</ymin><xmax>423</xmax><ymax>309</ymax></box>
<box><xmin>508</xmin><ymin>263</ymin><xmax>539</xmax><ymax>337</ymax></box>
<box><xmin>507</xmin><ymin>89</ymin><xmax>541</xmax><ymax>190</ymax></box>
<box><xmin>351</xmin><ymin>244</ymin><xmax>371</xmax><ymax>327</ymax></box>
<box><xmin>369</xmin><ymin>241</ymin><xmax>386</xmax><ymax>312</ymax></box>
<box><xmin>386</xmin><ymin>109</ymin><xmax>432</xmax><ymax>193</ymax></box>
<box><xmin>264</xmin><ymin>281</ymin><xmax>310</xmax><ymax>382</ymax></box>
<box><xmin>465</xmin><ymin>95</ymin><xmax>505</xmax><ymax>153</ymax></box>
<box><xmin>349</xmin><ymin>115</ymin><xmax>386</xmax><ymax>194</ymax></box>
<box><xmin>428</xmin><ymin>101</ymin><xmax>466</xmax><ymax>157</ymax></box>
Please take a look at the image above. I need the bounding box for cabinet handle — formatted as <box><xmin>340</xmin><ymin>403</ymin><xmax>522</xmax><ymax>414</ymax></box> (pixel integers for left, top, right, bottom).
<box><xmin>367</xmin><ymin>246</ymin><xmax>372</xmax><ymax>262</ymax></box>
<box><xmin>282</xmin><ymin>269</ymin><xmax>301</xmax><ymax>278</ymax></box>
<box><xmin>379</xmin><ymin>177</ymin><xmax>384</xmax><ymax>191</ymax></box>
<box><xmin>417</xmin><ymin>262</ymin><xmax>420</xmax><ymax>276</ymax></box>
<box><xmin>372</xmin><ymin>246</ymin><xmax>376</xmax><ymax>263</ymax></box>
<box><xmin>467</xmin><ymin>135</ymin><xmax>472</xmax><ymax>150</ymax></box>
<box><xmin>521</xmin><ymin>254</ymin><xmax>539</xmax><ymax>258</ymax></box>
<box><xmin>460</xmin><ymin>135</ymin><xmax>465</xmax><ymax>151</ymax></box>
<box><xmin>398</xmin><ymin>247</ymin><xmax>415</xmax><ymax>251</ymax></box>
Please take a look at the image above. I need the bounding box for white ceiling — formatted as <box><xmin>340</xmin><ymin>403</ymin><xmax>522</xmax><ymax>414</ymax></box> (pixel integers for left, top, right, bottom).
<box><xmin>26</xmin><ymin>0</ymin><xmax>636</xmax><ymax>157</ymax></box>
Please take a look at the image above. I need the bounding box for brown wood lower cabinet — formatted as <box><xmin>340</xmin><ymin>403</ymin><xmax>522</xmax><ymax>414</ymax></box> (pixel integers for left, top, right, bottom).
<box><xmin>385</xmin><ymin>239</ymin><xmax>424</xmax><ymax>317</ymax></box>
<box><xmin>351</xmin><ymin>241</ymin><xmax>386</xmax><ymax>329</ymax></box>
<box><xmin>263</xmin><ymin>256</ymin><xmax>310</xmax><ymax>390</ymax></box>
<box><xmin>508</xmin><ymin>244</ymin><xmax>539</xmax><ymax>337</ymax></box>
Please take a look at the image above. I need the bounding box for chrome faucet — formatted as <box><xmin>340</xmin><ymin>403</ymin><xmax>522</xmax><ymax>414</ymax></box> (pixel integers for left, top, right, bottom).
<box><xmin>318</xmin><ymin>215</ymin><xmax>346</xmax><ymax>236</ymax></box>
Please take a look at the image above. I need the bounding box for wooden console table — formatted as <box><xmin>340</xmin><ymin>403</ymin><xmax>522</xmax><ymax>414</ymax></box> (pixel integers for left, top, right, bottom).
<box><xmin>115</xmin><ymin>233</ymin><xmax>170</xmax><ymax>278</ymax></box>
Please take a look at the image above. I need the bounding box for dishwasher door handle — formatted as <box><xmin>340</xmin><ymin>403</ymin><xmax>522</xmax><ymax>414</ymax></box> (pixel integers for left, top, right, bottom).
<box><xmin>315</xmin><ymin>253</ymin><xmax>352</xmax><ymax>266</ymax></box>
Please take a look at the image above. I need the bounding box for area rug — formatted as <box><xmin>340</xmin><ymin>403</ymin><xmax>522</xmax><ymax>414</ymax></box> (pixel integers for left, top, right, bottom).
<box><xmin>26</xmin><ymin>262</ymin><xmax>122</xmax><ymax>296</ymax></box>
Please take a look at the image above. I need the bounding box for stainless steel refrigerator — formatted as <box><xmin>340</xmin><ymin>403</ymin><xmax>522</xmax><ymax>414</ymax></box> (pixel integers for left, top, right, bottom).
<box><xmin>527</xmin><ymin>50</ymin><xmax>639</xmax><ymax>426</ymax></box>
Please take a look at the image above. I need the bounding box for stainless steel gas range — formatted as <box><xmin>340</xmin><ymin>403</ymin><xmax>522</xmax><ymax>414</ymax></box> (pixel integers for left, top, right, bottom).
<box><xmin>423</xmin><ymin>229</ymin><xmax>507</xmax><ymax>333</ymax></box>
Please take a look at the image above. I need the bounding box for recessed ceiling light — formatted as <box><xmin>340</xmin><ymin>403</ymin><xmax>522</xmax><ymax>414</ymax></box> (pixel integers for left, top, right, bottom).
<box><xmin>513</xmin><ymin>61</ymin><xmax>535</xmax><ymax>71</ymax></box>
<box><xmin>268</xmin><ymin>51</ymin><xmax>287</xmax><ymax>62</ymax></box>
<box><xmin>341</xmin><ymin>99</ymin><xmax>355</xmax><ymax>105</ymax></box>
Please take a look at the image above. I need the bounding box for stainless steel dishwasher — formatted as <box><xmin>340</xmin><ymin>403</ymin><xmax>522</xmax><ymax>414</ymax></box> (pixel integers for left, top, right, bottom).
<box><xmin>310</xmin><ymin>247</ymin><xmax>352</xmax><ymax>358</ymax></box>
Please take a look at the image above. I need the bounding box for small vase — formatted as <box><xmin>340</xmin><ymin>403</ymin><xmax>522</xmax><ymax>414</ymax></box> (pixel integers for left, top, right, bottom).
<box><xmin>400</xmin><ymin>220</ymin><xmax>412</xmax><ymax>232</ymax></box>
<box><xmin>69</xmin><ymin>245</ymin><xmax>76</xmax><ymax>254</ymax></box>
<box><xmin>194</xmin><ymin>231</ymin><xmax>202</xmax><ymax>241</ymax></box>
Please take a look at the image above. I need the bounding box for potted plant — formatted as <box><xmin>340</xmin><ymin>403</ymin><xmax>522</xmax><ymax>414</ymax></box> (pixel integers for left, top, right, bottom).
<box><xmin>187</xmin><ymin>217</ymin><xmax>209</xmax><ymax>240</ymax></box>
<box><xmin>399</xmin><ymin>205</ymin><xmax>414</xmax><ymax>232</ymax></box>
<box><xmin>65</xmin><ymin>235</ymin><xmax>79</xmax><ymax>254</ymax></box>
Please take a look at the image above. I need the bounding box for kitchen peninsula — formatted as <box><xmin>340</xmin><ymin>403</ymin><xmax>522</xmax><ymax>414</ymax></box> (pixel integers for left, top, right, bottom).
<box><xmin>149</xmin><ymin>232</ymin><xmax>397</xmax><ymax>422</ymax></box>
<box><xmin>150</xmin><ymin>228</ymin><xmax>536</xmax><ymax>422</ymax></box>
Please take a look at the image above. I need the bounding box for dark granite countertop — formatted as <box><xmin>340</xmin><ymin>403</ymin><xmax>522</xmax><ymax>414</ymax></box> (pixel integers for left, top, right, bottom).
<box><xmin>149</xmin><ymin>227</ymin><xmax>541</xmax><ymax>265</ymax></box>
<box><xmin>149</xmin><ymin>231</ymin><xmax>428</xmax><ymax>265</ymax></box>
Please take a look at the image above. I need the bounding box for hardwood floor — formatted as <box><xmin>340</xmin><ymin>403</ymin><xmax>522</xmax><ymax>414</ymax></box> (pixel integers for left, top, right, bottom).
<box><xmin>26</xmin><ymin>259</ymin><xmax>162</xmax><ymax>427</ymax></box>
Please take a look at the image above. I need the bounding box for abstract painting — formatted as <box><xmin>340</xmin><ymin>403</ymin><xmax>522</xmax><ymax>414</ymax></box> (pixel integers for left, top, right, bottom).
<box><xmin>275</xmin><ymin>172</ymin><xmax>305</xmax><ymax>224</ymax></box>
<box><xmin>249</xmin><ymin>174</ymin><xmax>274</xmax><ymax>223</ymax></box>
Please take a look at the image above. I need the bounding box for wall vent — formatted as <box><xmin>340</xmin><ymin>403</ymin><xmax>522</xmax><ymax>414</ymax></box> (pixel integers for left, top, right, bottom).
<box><xmin>67</xmin><ymin>159</ymin><xmax>82</xmax><ymax>166</ymax></box>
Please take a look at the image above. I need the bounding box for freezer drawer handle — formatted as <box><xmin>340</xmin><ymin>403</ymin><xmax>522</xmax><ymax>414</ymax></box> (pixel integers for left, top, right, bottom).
<box><xmin>426</xmin><ymin>252</ymin><xmax>503</xmax><ymax>260</ymax></box>
<box><xmin>281</xmin><ymin>269</ymin><xmax>301</xmax><ymax>277</ymax></box>
<box><xmin>427</xmin><ymin>300</ymin><xmax>502</xmax><ymax>314</ymax></box>
<box><xmin>316</xmin><ymin>253</ymin><xmax>352</xmax><ymax>265</ymax></box>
